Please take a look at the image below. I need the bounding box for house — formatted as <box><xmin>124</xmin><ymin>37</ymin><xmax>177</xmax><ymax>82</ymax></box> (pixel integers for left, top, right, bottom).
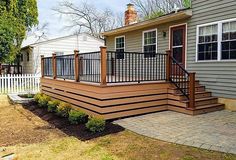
<box><xmin>20</xmin><ymin>33</ymin><xmax>104</xmax><ymax>75</ymax></box>
<box><xmin>40</xmin><ymin>0</ymin><xmax>235</xmax><ymax>120</ymax></box>
<box><xmin>102</xmin><ymin>1</ymin><xmax>236</xmax><ymax>111</ymax></box>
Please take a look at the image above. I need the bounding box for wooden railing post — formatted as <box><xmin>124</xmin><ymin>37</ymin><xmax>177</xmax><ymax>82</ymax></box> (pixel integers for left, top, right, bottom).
<box><xmin>189</xmin><ymin>72</ymin><xmax>196</xmax><ymax>109</ymax></box>
<box><xmin>166</xmin><ymin>50</ymin><xmax>171</xmax><ymax>81</ymax></box>
<box><xmin>74</xmin><ymin>50</ymin><xmax>80</xmax><ymax>82</ymax></box>
<box><xmin>100</xmin><ymin>46</ymin><xmax>107</xmax><ymax>85</ymax></box>
<box><xmin>52</xmin><ymin>53</ymin><xmax>57</xmax><ymax>79</ymax></box>
<box><xmin>41</xmin><ymin>55</ymin><xmax>44</xmax><ymax>77</ymax></box>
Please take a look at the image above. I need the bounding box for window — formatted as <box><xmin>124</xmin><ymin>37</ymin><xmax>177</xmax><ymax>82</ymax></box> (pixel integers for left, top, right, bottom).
<box><xmin>115</xmin><ymin>36</ymin><xmax>125</xmax><ymax>59</ymax></box>
<box><xmin>27</xmin><ymin>52</ymin><xmax>30</xmax><ymax>61</ymax></box>
<box><xmin>197</xmin><ymin>18</ymin><xmax>236</xmax><ymax>61</ymax></box>
<box><xmin>222</xmin><ymin>21</ymin><xmax>236</xmax><ymax>59</ymax></box>
<box><xmin>197</xmin><ymin>24</ymin><xmax>218</xmax><ymax>60</ymax></box>
<box><xmin>143</xmin><ymin>29</ymin><xmax>157</xmax><ymax>58</ymax></box>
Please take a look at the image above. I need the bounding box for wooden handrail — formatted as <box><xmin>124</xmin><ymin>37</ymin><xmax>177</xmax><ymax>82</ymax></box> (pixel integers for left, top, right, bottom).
<box><xmin>52</xmin><ymin>53</ymin><xmax>57</xmax><ymax>79</ymax></box>
<box><xmin>100</xmin><ymin>46</ymin><xmax>107</xmax><ymax>85</ymax></box>
<box><xmin>41</xmin><ymin>55</ymin><xmax>44</xmax><ymax>77</ymax></box>
<box><xmin>189</xmin><ymin>72</ymin><xmax>196</xmax><ymax>109</ymax></box>
<box><xmin>74</xmin><ymin>50</ymin><xmax>80</xmax><ymax>82</ymax></box>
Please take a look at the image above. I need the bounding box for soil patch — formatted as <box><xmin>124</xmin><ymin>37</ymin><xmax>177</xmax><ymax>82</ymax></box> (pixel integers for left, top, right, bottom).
<box><xmin>22</xmin><ymin>102</ymin><xmax>124</xmax><ymax>141</ymax></box>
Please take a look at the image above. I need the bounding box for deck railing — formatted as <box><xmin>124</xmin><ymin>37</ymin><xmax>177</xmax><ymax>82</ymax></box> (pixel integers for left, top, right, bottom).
<box><xmin>106</xmin><ymin>51</ymin><xmax>167</xmax><ymax>83</ymax></box>
<box><xmin>41</xmin><ymin>47</ymin><xmax>195</xmax><ymax>108</ymax></box>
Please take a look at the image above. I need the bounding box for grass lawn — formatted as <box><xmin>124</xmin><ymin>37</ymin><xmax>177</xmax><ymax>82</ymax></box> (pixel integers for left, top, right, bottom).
<box><xmin>0</xmin><ymin>96</ymin><xmax>236</xmax><ymax>160</ymax></box>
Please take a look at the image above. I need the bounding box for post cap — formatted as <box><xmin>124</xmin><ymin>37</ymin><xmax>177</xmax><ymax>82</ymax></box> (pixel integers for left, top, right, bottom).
<box><xmin>40</xmin><ymin>55</ymin><xmax>44</xmax><ymax>58</ymax></box>
<box><xmin>100</xmin><ymin>46</ymin><xmax>107</xmax><ymax>49</ymax></box>
<box><xmin>74</xmin><ymin>50</ymin><xmax>79</xmax><ymax>54</ymax></box>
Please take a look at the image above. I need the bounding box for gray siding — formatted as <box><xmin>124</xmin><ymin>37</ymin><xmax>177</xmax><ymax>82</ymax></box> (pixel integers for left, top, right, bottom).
<box><xmin>187</xmin><ymin>0</ymin><xmax>236</xmax><ymax>99</ymax></box>
<box><xmin>106</xmin><ymin>19</ymin><xmax>188</xmax><ymax>53</ymax></box>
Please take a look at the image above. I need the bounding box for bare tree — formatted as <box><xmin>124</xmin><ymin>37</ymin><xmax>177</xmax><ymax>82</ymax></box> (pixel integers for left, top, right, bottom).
<box><xmin>131</xmin><ymin>0</ymin><xmax>191</xmax><ymax>19</ymax></box>
<box><xmin>53</xmin><ymin>1</ymin><xmax>123</xmax><ymax>39</ymax></box>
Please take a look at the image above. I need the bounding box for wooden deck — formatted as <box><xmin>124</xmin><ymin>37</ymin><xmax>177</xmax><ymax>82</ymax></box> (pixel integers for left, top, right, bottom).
<box><xmin>41</xmin><ymin>78</ymin><xmax>224</xmax><ymax>120</ymax></box>
<box><xmin>40</xmin><ymin>49</ymin><xmax>224</xmax><ymax>120</ymax></box>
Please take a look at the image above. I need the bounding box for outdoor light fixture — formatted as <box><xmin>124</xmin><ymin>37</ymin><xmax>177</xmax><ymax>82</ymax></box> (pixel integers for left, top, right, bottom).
<box><xmin>163</xmin><ymin>31</ymin><xmax>167</xmax><ymax>38</ymax></box>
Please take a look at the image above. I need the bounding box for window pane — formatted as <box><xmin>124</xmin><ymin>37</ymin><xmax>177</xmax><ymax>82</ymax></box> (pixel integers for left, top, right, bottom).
<box><xmin>230</xmin><ymin>50</ymin><xmax>236</xmax><ymax>59</ymax></box>
<box><xmin>230</xmin><ymin>41</ymin><xmax>236</xmax><ymax>50</ymax></box>
<box><xmin>230</xmin><ymin>21</ymin><xmax>236</xmax><ymax>31</ymax></box>
<box><xmin>212</xmin><ymin>52</ymin><xmax>217</xmax><ymax>60</ymax></box>
<box><xmin>205</xmin><ymin>35</ymin><xmax>211</xmax><ymax>42</ymax></box>
<box><xmin>222</xmin><ymin>33</ymin><xmax>229</xmax><ymax>41</ymax></box>
<box><xmin>115</xmin><ymin>49</ymin><xmax>124</xmax><ymax>59</ymax></box>
<box><xmin>223</xmin><ymin>22</ymin><xmax>230</xmax><ymax>33</ymax></box>
<box><xmin>198</xmin><ymin>52</ymin><xmax>204</xmax><ymax>60</ymax></box>
<box><xmin>222</xmin><ymin>41</ymin><xmax>230</xmax><ymax>51</ymax></box>
<box><xmin>230</xmin><ymin>31</ymin><xmax>236</xmax><ymax>40</ymax></box>
<box><xmin>144</xmin><ymin>30</ymin><xmax>156</xmax><ymax>45</ymax></box>
<box><xmin>173</xmin><ymin>47</ymin><xmax>183</xmax><ymax>63</ymax></box>
<box><xmin>199</xmin><ymin>36</ymin><xmax>204</xmax><ymax>43</ymax></box>
<box><xmin>173</xmin><ymin>29</ymin><xmax>183</xmax><ymax>46</ymax></box>
<box><xmin>144</xmin><ymin>45</ymin><xmax>156</xmax><ymax>58</ymax></box>
<box><xmin>212</xmin><ymin>34</ymin><xmax>217</xmax><ymax>42</ymax></box>
<box><xmin>198</xmin><ymin>44</ymin><xmax>205</xmax><ymax>52</ymax></box>
<box><xmin>222</xmin><ymin>51</ymin><xmax>230</xmax><ymax>59</ymax></box>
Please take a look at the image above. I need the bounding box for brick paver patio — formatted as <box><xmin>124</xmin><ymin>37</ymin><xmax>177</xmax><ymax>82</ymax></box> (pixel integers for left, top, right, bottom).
<box><xmin>114</xmin><ymin>110</ymin><xmax>236</xmax><ymax>154</ymax></box>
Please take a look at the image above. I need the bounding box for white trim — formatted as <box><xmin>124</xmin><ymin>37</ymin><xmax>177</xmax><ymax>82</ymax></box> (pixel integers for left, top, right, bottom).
<box><xmin>196</xmin><ymin>18</ymin><xmax>236</xmax><ymax>62</ymax></box>
<box><xmin>114</xmin><ymin>35</ymin><xmax>125</xmax><ymax>51</ymax></box>
<box><xmin>142</xmin><ymin>28</ymin><xmax>158</xmax><ymax>53</ymax></box>
<box><xmin>169</xmin><ymin>23</ymin><xmax>188</xmax><ymax>68</ymax></box>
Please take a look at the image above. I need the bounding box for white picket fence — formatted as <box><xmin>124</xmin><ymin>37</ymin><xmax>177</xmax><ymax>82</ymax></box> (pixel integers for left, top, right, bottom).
<box><xmin>0</xmin><ymin>74</ymin><xmax>41</xmax><ymax>94</ymax></box>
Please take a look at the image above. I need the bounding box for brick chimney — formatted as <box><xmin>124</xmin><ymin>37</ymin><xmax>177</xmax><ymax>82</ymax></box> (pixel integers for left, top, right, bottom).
<box><xmin>125</xmin><ymin>3</ymin><xmax>137</xmax><ymax>26</ymax></box>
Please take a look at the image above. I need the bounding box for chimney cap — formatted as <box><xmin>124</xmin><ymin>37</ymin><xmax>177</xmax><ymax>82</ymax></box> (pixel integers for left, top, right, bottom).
<box><xmin>127</xmin><ymin>3</ymin><xmax>134</xmax><ymax>7</ymax></box>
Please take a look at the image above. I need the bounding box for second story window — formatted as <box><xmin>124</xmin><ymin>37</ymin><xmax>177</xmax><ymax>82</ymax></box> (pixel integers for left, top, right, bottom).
<box><xmin>115</xmin><ymin>36</ymin><xmax>125</xmax><ymax>59</ymax></box>
<box><xmin>143</xmin><ymin>29</ymin><xmax>157</xmax><ymax>58</ymax></box>
<box><xmin>198</xmin><ymin>24</ymin><xmax>218</xmax><ymax>61</ymax></box>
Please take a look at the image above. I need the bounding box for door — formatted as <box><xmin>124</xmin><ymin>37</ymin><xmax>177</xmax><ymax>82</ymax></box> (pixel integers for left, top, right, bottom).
<box><xmin>170</xmin><ymin>25</ymin><xmax>186</xmax><ymax>69</ymax></box>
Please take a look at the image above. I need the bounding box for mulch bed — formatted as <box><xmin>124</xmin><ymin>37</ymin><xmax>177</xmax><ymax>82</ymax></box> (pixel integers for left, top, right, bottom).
<box><xmin>22</xmin><ymin>102</ymin><xmax>124</xmax><ymax>141</ymax></box>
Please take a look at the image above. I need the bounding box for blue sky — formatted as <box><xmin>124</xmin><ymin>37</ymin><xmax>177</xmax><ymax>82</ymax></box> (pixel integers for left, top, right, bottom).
<box><xmin>37</xmin><ymin>0</ymin><xmax>130</xmax><ymax>37</ymax></box>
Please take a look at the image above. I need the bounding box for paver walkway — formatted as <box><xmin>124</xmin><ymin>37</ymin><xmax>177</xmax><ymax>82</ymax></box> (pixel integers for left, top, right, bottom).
<box><xmin>114</xmin><ymin>110</ymin><xmax>236</xmax><ymax>154</ymax></box>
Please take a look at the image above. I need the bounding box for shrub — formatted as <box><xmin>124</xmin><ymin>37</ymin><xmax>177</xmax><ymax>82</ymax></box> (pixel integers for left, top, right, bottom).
<box><xmin>86</xmin><ymin>117</ymin><xmax>106</xmax><ymax>133</ymax></box>
<box><xmin>34</xmin><ymin>93</ymin><xmax>43</xmax><ymax>103</ymax></box>
<box><xmin>68</xmin><ymin>110</ymin><xmax>88</xmax><ymax>124</ymax></box>
<box><xmin>47</xmin><ymin>100</ymin><xmax>60</xmax><ymax>112</ymax></box>
<box><xmin>38</xmin><ymin>94</ymin><xmax>51</xmax><ymax>108</ymax></box>
<box><xmin>56</xmin><ymin>102</ymin><xmax>71</xmax><ymax>117</ymax></box>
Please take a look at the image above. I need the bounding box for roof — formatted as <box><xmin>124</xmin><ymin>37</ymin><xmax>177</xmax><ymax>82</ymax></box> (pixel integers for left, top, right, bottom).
<box><xmin>102</xmin><ymin>8</ymin><xmax>192</xmax><ymax>36</ymax></box>
<box><xmin>21</xmin><ymin>33</ymin><xmax>104</xmax><ymax>50</ymax></box>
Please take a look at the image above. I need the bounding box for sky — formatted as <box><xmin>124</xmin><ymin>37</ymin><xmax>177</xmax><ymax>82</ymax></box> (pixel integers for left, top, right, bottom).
<box><xmin>37</xmin><ymin>0</ymin><xmax>130</xmax><ymax>38</ymax></box>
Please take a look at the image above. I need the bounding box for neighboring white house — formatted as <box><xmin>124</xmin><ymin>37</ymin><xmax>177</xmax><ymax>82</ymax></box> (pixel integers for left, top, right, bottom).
<box><xmin>20</xmin><ymin>33</ymin><xmax>104</xmax><ymax>75</ymax></box>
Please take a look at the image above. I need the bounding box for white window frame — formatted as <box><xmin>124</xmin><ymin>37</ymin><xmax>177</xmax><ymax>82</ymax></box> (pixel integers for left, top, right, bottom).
<box><xmin>196</xmin><ymin>18</ymin><xmax>236</xmax><ymax>62</ymax></box>
<box><xmin>115</xmin><ymin>35</ymin><xmax>125</xmax><ymax>52</ymax></box>
<box><xmin>142</xmin><ymin>29</ymin><xmax>158</xmax><ymax>54</ymax></box>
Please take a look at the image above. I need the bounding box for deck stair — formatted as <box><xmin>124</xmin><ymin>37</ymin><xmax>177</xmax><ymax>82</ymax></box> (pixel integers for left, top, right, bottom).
<box><xmin>168</xmin><ymin>80</ymin><xmax>224</xmax><ymax>115</ymax></box>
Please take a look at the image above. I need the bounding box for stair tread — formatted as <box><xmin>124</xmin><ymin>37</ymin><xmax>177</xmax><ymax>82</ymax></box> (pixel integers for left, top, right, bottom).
<box><xmin>174</xmin><ymin>91</ymin><xmax>211</xmax><ymax>96</ymax></box>
<box><xmin>195</xmin><ymin>103</ymin><xmax>224</xmax><ymax>110</ymax></box>
<box><xmin>182</xmin><ymin>96</ymin><xmax>218</xmax><ymax>103</ymax></box>
<box><xmin>170</xmin><ymin>85</ymin><xmax>205</xmax><ymax>90</ymax></box>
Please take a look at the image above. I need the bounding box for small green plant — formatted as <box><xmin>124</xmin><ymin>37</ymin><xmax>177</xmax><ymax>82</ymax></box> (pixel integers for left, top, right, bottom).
<box><xmin>47</xmin><ymin>100</ymin><xmax>60</xmax><ymax>112</ymax></box>
<box><xmin>68</xmin><ymin>110</ymin><xmax>88</xmax><ymax>124</ymax></box>
<box><xmin>86</xmin><ymin>117</ymin><xmax>106</xmax><ymax>133</ymax></box>
<box><xmin>34</xmin><ymin>93</ymin><xmax>43</xmax><ymax>103</ymax></box>
<box><xmin>56</xmin><ymin>102</ymin><xmax>71</xmax><ymax>117</ymax></box>
<box><xmin>38</xmin><ymin>94</ymin><xmax>51</xmax><ymax>108</ymax></box>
